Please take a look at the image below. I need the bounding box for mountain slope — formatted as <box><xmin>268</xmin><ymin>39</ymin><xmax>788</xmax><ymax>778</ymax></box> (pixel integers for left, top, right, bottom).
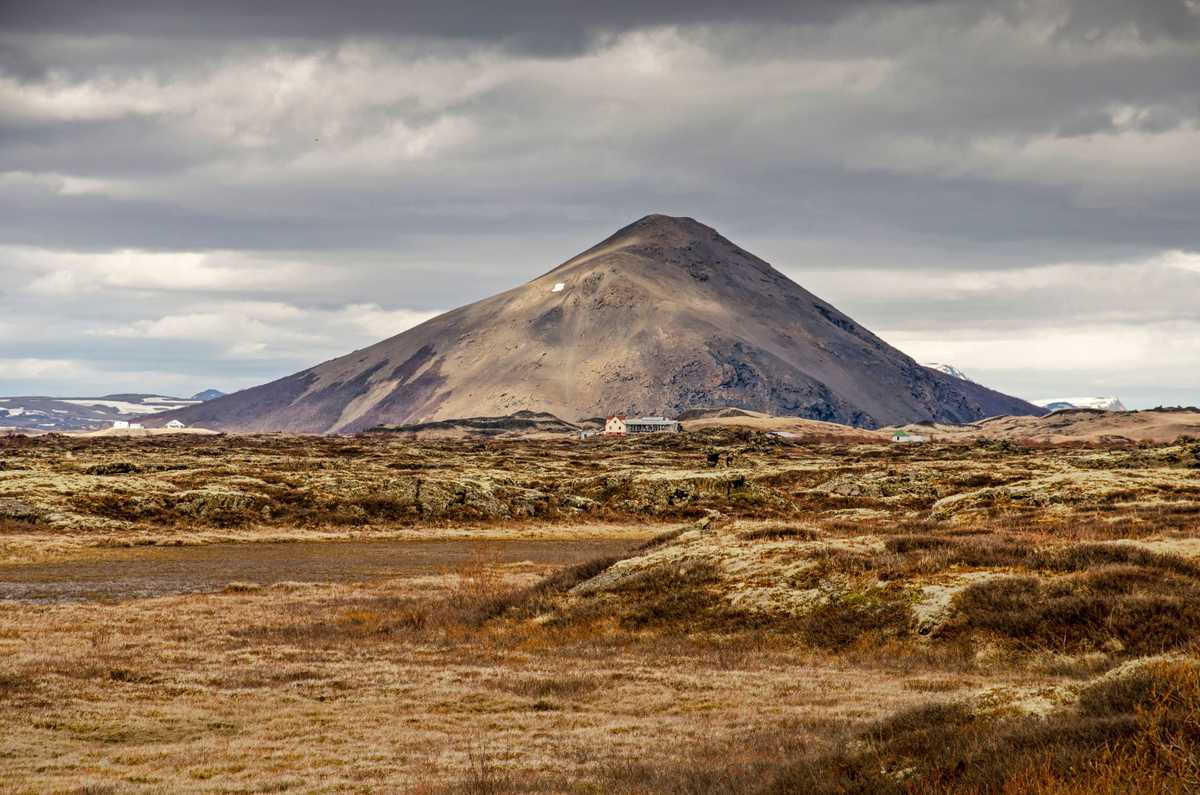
<box><xmin>153</xmin><ymin>215</ymin><xmax>1041</xmax><ymax>432</ymax></box>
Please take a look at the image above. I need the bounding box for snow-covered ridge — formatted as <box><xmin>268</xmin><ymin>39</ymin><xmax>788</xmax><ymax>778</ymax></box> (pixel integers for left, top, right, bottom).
<box><xmin>62</xmin><ymin>398</ymin><xmax>197</xmax><ymax>414</ymax></box>
<box><xmin>1033</xmin><ymin>397</ymin><xmax>1127</xmax><ymax>412</ymax></box>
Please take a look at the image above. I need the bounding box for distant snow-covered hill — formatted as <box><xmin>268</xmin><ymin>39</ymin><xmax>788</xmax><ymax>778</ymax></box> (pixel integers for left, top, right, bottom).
<box><xmin>0</xmin><ymin>394</ymin><xmax>202</xmax><ymax>431</ymax></box>
<box><xmin>1033</xmin><ymin>397</ymin><xmax>1128</xmax><ymax>412</ymax></box>
<box><xmin>190</xmin><ymin>389</ymin><xmax>226</xmax><ymax>401</ymax></box>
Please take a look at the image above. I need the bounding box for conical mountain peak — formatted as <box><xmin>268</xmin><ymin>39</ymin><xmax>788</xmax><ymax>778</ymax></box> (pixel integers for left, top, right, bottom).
<box><xmin>553</xmin><ymin>213</ymin><xmax>754</xmax><ymax>280</ymax></box>
<box><xmin>600</xmin><ymin>213</ymin><xmax>722</xmax><ymax>249</ymax></box>
<box><xmin>625</xmin><ymin>213</ymin><xmax>714</xmax><ymax>236</ymax></box>
<box><xmin>154</xmin><ymin>217</ymin><xmax>1042</xmax><ymax>433</ymax></box>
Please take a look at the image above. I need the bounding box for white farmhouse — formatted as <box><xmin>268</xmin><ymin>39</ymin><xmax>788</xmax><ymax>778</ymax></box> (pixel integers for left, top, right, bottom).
<box><xmin>604</xmin><ymin>416</ymin><xmax>681</xmax><ymax>435</ymax></box>
<box><xmin>112</xmin><ymin>420</ymin><xmax>130</xmax><ymax>429</ymax></box>
<box><xmin>165</xmin><ymin>420</ymin><xmax>186</xmax><ymax>429</ymax></box>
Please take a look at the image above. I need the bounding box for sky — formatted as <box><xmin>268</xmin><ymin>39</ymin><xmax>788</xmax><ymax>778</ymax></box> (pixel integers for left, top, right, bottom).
<box><xmin>1</xmin><ymin>0</ymin><xmax>1198</xmax><ymax>408</ymax></box>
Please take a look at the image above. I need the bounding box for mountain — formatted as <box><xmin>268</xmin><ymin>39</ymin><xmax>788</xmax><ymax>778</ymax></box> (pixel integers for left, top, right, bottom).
<box><xmin>1033</xmin><ymin>397</ymin><xmax>1127</xmax><ymax>412</ymax></box>
<box><xmin>0</xmin><ymin>394</ymin><xmax>201</xmax><ymax>432</ymax></box>
<box><xmin>925</xmin><ymin>363</ymin><xmax>973</xmax><ymax>382</ymax></box>
<box><xmin>151</xmin><ymin>214</ymin><xmax>1042</xmax><ymax>433</ymax></box>
<box><xmin>190</xmin><ymin>389</ymin><xmax>226</xmax><ymax>401</ymax></box>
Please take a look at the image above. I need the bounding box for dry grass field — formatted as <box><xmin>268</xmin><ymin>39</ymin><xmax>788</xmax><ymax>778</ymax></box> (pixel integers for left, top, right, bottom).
<box><xmin>2</xmin><ymin>429</ymin><xmax>1200</xmax><ymax>792</ymax></box>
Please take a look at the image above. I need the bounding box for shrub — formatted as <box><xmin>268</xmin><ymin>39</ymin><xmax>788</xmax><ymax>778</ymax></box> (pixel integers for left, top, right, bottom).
<box><xmin>800</xmin><ymin>590</ymin><xmax>913</xmax><ymax>650</ymax></box>
<box><xmin>0</xmin><ymin>671</ymin><xmax>35</xmax><ymax>701</ymax></box>
<box><xmin>612</xmin><ymin>562</ymin><xmax>726</xmax><ymax>630</ymax></box>
<box><xmin>630</xmin><ymin>526</ymin><xmax>688</xmax><ymax>552</ymax></box>
<box><xmin>1078</xmin><ymin>664</ymin><xmax>1171</xmax><ymax>717</ymax></box>
<box><xmin>941</xmin><ymin>573</ymin><xmax>1200</xmax><ymax>655</ymax></box>
<box><xmin>490</xmin><ymin>674</ymin><xmax>600</xmax><ymax>701</ymax></box>
<box><xmin>739</xmin><ymin>526</ymin><xmax>821</xmax><ymax>542</ymax></box>
<box><xmin>527</xmin><ymin>555</ymin><xmax>622</xmax><ymax>596</ymax></box>
<box><xmin>84</xmin><ymin>461</ymin><xmax>141</xmax><ymax>475</ymax></box>
<box><xmin>883</xmin><ymin>534</ymin><xmax>955</xmax><ymax>555</ymax></box>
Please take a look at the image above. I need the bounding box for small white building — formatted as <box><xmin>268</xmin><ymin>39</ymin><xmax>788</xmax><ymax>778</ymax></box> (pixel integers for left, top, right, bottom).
<box><xmin>891</xmin><ymin>430</ymin><xmax>927</xmax><ymax>444</ymax></box>
<box><xmin>165</xmin><ymin>419</ymin><xmax>186</xmax><ymax>429</ymax></box>
<box><xmin>604</xmin><ymin>416</ymin><xmax>681</xmax><ymax>435</ymax></box>
<box><xmin>112</xmin><ymin>420</ymin><xmax>130</xmax><ymax>429</ymax></box>
<box><xmin>129</xmin><ymin>423</ymin><xmax>144</xmax><ymax>430</ymax></box>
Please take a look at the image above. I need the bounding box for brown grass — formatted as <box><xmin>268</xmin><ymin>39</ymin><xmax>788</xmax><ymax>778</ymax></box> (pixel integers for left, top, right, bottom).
<box><xmin>6</xmin><ymin>432</ymin><xmax>1200</xmax><ymax>790</ymax></box>
<box><xmin>440</xmin><ymin>661</ymin><xmax>1200</xmax><ymax>794</ymax></box>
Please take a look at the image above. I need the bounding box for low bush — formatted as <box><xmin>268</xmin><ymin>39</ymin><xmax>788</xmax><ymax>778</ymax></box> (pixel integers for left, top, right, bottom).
<box><xmin>800</xmin><ymin>589</ymin><xmax>913</xmax><ymax>650</ymax></box>
<box><xmin>489</xmin><ymin>673</ymin><xmax>600</xmax><ymax>701</ymax></box>
<box><xmin>610</xmin><ymin>561</ymin><xmax>726</xmax><ymax>630</ymax></box>
<box><xmin>940</xmin><ymin>573</ymin><xmax>1200</xmax><ymax>655</ymax></box>
<box><xmin>0</xmin><ymin>517</ymin><xmax>46</xmax><ymax>534</ymax></box>
<box><xmin>739</xmin><ymin>525</ymin><xmax>822</xmax><ymax>542</ymax></box>
<box><xmin>0</xmin><ymin>671</ymin><xmax>36</xmax><ymax>701</ymax></box>
<box><xmin>84</xmin><ymin>461</ymin><xmax>141</xmax><ymax>475</ymax></box>
<box><xmin>69</xmin><ymin>492</ymin><xmax>173</xmax><ymax>523</ymax></box>
<box><xmin>630</xmin><ymin>526</ymin><xmax>688</xmax><ymax>552</ymax></box>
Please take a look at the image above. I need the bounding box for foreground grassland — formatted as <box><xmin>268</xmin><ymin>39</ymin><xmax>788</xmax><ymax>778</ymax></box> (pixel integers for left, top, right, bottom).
<box><xmin>2</xmin><ymin>430</ymin><xmax>1200</xmax><ymax>793</ymax></box>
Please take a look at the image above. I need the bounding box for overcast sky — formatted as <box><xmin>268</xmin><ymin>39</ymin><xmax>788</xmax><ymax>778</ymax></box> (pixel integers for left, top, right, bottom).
<box><xmin>1</xmin><ymin>0</ymin><xmax>1198</xmax><ymax>407</ymax></box>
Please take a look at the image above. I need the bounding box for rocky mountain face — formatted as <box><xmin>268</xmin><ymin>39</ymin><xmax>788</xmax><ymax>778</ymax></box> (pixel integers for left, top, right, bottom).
<box><xmin>153</xmin><ymin>215</ymin><xmax>1042</xmax><ymax>432</ymax></box>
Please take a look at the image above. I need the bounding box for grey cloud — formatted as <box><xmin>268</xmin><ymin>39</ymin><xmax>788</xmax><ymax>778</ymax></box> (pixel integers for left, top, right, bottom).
<box><xmin>0</xmin><ymin>117</ymin><xmax>221</xmax><ymax>177</ymax></box>
<box><xmin>1053</xmin><ymin>0</ymin><xmax>1200</xmax><ymax>43</ymax></box>
<box><xmin>0</xmin><ymin>166</ymin><xmax>1191</xmax><ymax>270</ymax></box>
<box><xmin>1056</xmin><ymin>109</ymin><xmax>1119</xmax><ymax>138</ymax></box>
<box><xmin>0</xmin><ymin>0</ymin><xmax>1197</xmax><ymax>406</ymax></box>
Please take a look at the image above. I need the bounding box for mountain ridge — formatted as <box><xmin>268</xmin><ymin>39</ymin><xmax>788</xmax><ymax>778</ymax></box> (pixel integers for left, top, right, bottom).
<box><xmin>1033</xmin><ymin>397</ymin><xmax>1128</xmax><ymax>412</ymax></box>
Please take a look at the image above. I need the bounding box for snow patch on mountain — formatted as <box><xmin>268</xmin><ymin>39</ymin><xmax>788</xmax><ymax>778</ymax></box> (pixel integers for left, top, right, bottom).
<box><xmin>925</xmin><ymin>363</ymin><xmax>973</xmax><ymax>382</ymax></box>
<box><xmin>62</xmin><ymin>398</ymin><xmax>179</xmax><ymax>414</ymax></box>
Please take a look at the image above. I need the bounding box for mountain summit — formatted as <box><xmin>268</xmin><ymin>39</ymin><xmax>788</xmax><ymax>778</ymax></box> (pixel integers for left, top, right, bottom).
<box><xmin>155</xmin><ymin>214</ymin><xmax>1040</xmax><ymax>432</ymax></box>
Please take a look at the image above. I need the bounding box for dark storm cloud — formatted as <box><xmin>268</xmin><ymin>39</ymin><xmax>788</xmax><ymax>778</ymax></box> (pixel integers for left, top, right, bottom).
<box><xmin>1</xmin><ymin>1</ymin><xmax>931</xmax><ymax>51</ymax></box>
<box><xmin>5</xmin><ymin>0</ymin><xmax>1197</xmax><ymax>50</ymax></box>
